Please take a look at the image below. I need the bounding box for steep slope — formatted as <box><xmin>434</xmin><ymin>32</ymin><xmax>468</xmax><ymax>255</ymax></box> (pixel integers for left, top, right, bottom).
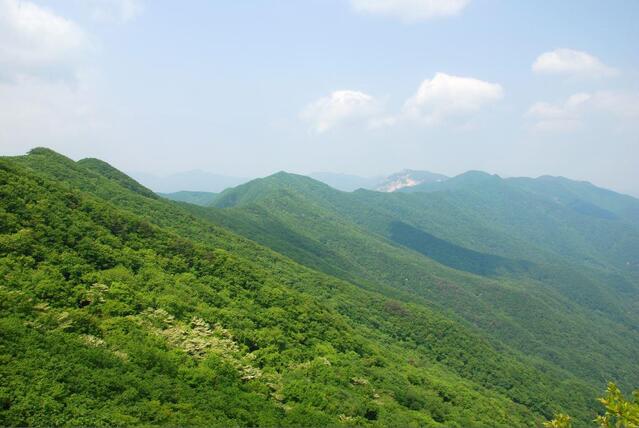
<box><xmin>198</xmin><ymin>172</ymin><xmax>639</xmax><ymax>396</ymax></box>
<box><xmin>76</xmin><ymin>156</ymin><xmax>159</xmax><ymax>200</ymax></box>
<box><xmin>397</xmin><ymin>171</ymin><xmax>639</xmax><ymax>275</ymax></box>
<box><xmin>1</xmin><ymin>149</ymin><xmax>603</xmax><ymax>425</ymax></box>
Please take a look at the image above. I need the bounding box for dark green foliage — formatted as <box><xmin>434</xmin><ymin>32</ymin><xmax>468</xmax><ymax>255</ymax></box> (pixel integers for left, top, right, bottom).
<box><xmin>198</xmin><ymin>171</ymin><xmax>639</xmax><ymax>401</ymax></box>
<box><xmin>76</xmin><ymin>157</ymin><xmax>158</xmax><ymax>200</ymax></box>
<box><xmin>1</xmin><ymin>150</ymin><xmax>566</xmax><ymax>426</ymax></box>
<box><xmin>567</xmin><ymin>200</ymin><xmax>618</xmax><ymax>220</ymax></box>
<box><xmin>388</xmin><ymin>221</ymin><xmax>533</xmax><ymax>275</ymax></box>
<box><xmin>2</xmin><ymin>149</ymin><xmax>637</xmax><ymax>426</ymax></box>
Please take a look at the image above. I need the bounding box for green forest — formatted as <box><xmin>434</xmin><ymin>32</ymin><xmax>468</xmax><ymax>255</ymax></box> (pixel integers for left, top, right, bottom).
<box><xmin>1</xmin><ymin>148</ymin><xmax>638</xmax><ymax>427</ymax></box>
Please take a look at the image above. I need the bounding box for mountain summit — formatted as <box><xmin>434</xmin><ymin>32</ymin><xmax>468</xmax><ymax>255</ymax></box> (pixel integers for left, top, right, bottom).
<box><xmin>376</xmin><ymin>169</ymin><xmax>448</xmax><ymax>192</ymax></box>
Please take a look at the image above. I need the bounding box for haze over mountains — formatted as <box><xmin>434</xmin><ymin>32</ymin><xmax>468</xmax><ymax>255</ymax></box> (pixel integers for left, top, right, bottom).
<box><xmin>2</xmin><ymin>147</ymin><xmax>637</xmax><ymax>426</ymax></box>
<box><xmin>123</xmin><ymin>165</ymin><xmax>639</xmax><ymax>201</ymax></box>
<box><xmin>140</xmin><ymin>169</ymin><xmax>452</xmax><ymax>196</ymax></box>
<box><xmin>158</xmin><ymin>166</ymin><xmax>636</xmax><ymax>212</ymax></box>
<box><xmin>158</xmin><ymin>169</ymin><xmax>453</xmax><ymax>204</ymax></box>
<box><xmin>130</xmin><ymin>170</ymin><xmax>250</xmax><ymax>194</ymax></box>
<box><xmin>2</xmin><ymin>0</ymin><xmax>637</xmax><ymax>425</ymax></box>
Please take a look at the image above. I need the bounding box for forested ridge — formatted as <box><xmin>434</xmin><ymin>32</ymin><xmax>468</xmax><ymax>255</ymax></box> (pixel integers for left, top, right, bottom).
<box><xmin>200</xmin><ymin>172</ymin><xmax>639</xmax><ymax>391</ymax></box>
<box><xmin>1</xmin><ymin>148</ymin><xmax>637</xmax><ymax>426</ymax></box>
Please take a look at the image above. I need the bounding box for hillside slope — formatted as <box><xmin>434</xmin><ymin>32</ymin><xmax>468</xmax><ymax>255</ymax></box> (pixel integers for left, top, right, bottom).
<box><xmin>195</xmin><ymin>171</ymin><xmax>639</xmax><ymax>396</ymax></box>
<box><xmin>398</xmin><ymin>171</ymin><xmax>639</xmax><ymax>274</ymax></box>
<box><xmin>0</xmin><ymin>148</ymin><xmax>605</xmax><ymax>426</ymax></box>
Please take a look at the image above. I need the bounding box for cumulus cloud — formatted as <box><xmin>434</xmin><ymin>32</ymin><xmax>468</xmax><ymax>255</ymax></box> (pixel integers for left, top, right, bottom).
<box><xmin>0</xmin><ymin>73</ymin><xmax>102</xmax><ymax>151</ymax></box>
<box><xmin>0</xmin><ymin>0</ymin><xmax>88</xmax><ymax>81</ymax></box>
<box><xmin>300</xmin><ymin>90</ymin><xmax>381</xmax><ymax>133</ymax></box>
<box><xmin>532</xmin><ymin>48</ymin><xmax>617</xmax><ymax>78</ymax></box>
<box><xmin>86</xmin><ymin>0</ymin><xmax>145</xmax><ymax>23</ymax></box>
<box><xmin>402</xmin><ymin>72</ymin><xmax>503</xmax><ymax>125</ymax></box>
<box><xmin>302</xmin><ymin>74</ymin><xmax>504</xmax><ymax>132</ymax></box>
<box><xmin>350</xmin><ymin>0</ymin><xmax>470</xmax><ymax>21</ymax></box>
<box><xmin>526</xmin><ymin>91</ymin><xmax>639</xmax><ymax>132</ymax></box>
<box><xmin>0</xmin><ymin>1</ymin><xmax>101</xmax><ymax>151</ymax></box>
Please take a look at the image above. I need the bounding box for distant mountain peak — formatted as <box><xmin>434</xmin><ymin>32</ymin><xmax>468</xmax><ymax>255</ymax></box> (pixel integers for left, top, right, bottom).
<box><xmin>456</xmin><ymin>170</ymin><xmax>501</xmax><ymax>182</ymax></box>
<box><xmin>376</xmin><ymin>169</ymin><xmax>448</xmax><ymax>192</ymax></box>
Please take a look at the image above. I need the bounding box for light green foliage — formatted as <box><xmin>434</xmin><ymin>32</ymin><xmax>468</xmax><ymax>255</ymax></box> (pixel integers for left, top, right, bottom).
<box><xmin>195</xmin><ymin>170</ymin><xmax>639</xmax><ymax>402</ymax></box>
<box><xmin>543</xmin><ymin>383</ymin><xmax>639</xmax><ymax>428</ymax></box>
<box><xmin>1</xmin><ymin>148</ymin><xmax>638</xmax><ymax>426</ymax></box>
<box><xmin>596</xmin><ymin>383</ymin><xmax>639</xmax><ymax>428</ymax></box>
<box><xmin>544</xmin><ymin>413</ymin><xmax>573</xmax><ymax>428</ymax></box>
<box><xmin>0</xmin><ymin>150</ymin><xmax>551</xmax><ymax>426</ymax></box>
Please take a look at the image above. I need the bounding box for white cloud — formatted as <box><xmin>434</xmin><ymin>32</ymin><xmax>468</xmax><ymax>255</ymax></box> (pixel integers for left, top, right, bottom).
<box><xmin>0</xmin><ymin>1</ymin><xmax>101</xmax><ymax>151</ymax></box>
<box><xmin>0</xmin><ymin>0</ymin><xmax>88</xmax><ymax>81</ymax></box>
<box><xmin>350</xmin><ymin>0</ymin><xmax>470</xmax><ymax>21</ymax></box>
<box><xmin>526</xmin><ymin>91</ymin><xmax>639</xmax><ymax>132</ymax></box>
<box><xmin>300</xmin><ymin>90</ymin><xmax>381</xmax><ymax>133</ymax></box>
<box><xmin>303</xmin><ymin>74</ymin><xmax>504</xmax><ymax>132</ymax></box>
<box><xmin>402</xmin><ymin>72</ymin><xmax>503</xmax><ymax>125</ymax></box>
<box><xmin>532</xmin><ymin>48</ymin><xmax>617</xmax><ymax>78</ymax></box>
<box><xmin>0</xmin><ymin>73</ymin><xmax>102</xmax><ymax>150</ymax></box>
<box><xmin>86</xmin><ymin>0</ymin><xmax>145</xmax><ymax>23</ymax></box>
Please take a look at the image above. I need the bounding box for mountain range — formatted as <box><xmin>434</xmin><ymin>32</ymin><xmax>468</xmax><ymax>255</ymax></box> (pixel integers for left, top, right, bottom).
<box><xmin>1</xmin><ymin>148</ymin><xmax>638</xmax><ymax>426</ymax></box>
<box><xmin>143</xmin><ymin>169</ymin><xmax>450</xmax><ymax>198</ymax></box>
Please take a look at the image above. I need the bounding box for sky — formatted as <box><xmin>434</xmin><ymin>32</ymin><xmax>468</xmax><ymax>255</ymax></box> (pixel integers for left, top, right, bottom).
<box><xmin>1</xmin><ymin>0</ymin><xmax>638</xmax><ymax>195</ymax></box>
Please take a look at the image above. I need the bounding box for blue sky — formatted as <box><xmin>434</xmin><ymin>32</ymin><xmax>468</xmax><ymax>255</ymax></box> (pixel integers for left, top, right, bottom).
<box><xmin>1</xmin><ymin>0</ymin><xmax>638</xmax><ymax>194</ymax></box>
